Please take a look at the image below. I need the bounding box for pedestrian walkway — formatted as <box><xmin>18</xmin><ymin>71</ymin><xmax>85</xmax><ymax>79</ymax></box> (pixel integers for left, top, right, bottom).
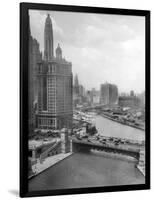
<box><xmin>29</xmin><ymin>152</ymin><xmax>73</xmax><ymax>179</ymax></box>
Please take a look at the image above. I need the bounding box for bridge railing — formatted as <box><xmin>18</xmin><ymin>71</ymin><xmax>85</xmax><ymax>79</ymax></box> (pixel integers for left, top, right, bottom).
<box><xmin>39</xmin><ymin>140</ymin><xmax>61</xmax><ymax>161</ymax></box>
<box><xmin>72</xmin><ymin>138</ymin><xmax>140</xmax><ymax>153</ymax></box>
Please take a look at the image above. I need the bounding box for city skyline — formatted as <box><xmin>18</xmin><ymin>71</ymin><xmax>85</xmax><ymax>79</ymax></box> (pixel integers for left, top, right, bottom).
<box><xmin>73</xmin><ymin>73</ymin><xmax>144</xmax><ymax>96</ymax></box>
<box><xmin>29</xmin><ymin>10</ymin><xmax>145</xmax><ymax>94</ymax></box>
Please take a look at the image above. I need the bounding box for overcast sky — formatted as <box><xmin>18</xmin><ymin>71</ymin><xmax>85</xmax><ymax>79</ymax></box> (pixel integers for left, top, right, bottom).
<box><xmin>29</xmin><ymin>10</ymin><xmax>145</xmax><ymax>94</ymax></box>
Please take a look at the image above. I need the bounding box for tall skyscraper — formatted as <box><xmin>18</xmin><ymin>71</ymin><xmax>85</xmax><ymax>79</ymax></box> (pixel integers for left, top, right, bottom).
<box><xmin>74</xmin><ymin>74</ymin><xmax>79</xmax><ymax>95</ymax></box>
<box><xmin>100</xmin><ymin>83</ymin><xmax>118</xmax><ymax>105</ymax></box>
<box><xmin>73</xmin><ymin>74</ymin><xmax>86</xmax><ymax>106</ymax></box>
<box><xmin>36</xmin><ymin>14</ymin><xmax>73</xmax><ymax>130</ymax></box>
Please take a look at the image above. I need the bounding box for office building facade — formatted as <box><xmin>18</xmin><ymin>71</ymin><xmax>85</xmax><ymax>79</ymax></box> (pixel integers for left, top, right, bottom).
<box><xmin>100</xmin><ymin>83</ymin><xmax>118</xmax><ymax>105</ymax></box>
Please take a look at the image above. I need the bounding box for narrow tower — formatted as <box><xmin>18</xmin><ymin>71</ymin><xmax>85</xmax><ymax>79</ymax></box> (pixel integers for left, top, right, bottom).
<box><xmin>74</xmin><ymin>74</ymin><xmax>79</xmax><ymax>95</ymax></box>
<box><xmin>56</xmin><ymin>43</ymin><xmax>62</xmax><ymax>59</ymax></box>
<box><xmin>44</xmin><ymin>14</ymin><xmax>54</xmax><ymax>61</ymax></box>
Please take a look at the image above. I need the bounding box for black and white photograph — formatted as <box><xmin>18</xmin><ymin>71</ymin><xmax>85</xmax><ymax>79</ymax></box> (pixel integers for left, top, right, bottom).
<box><xmin>20</xmin><ymin>3</ymin><xmax>150</xmax><ymax>197</ymax></box>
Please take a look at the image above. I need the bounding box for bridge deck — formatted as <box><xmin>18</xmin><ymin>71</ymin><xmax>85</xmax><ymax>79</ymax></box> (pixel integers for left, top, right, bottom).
<box><xmin>72</xmin><ymin>137</ymin><xmax>140</xmax><ymax>153</ymax></box>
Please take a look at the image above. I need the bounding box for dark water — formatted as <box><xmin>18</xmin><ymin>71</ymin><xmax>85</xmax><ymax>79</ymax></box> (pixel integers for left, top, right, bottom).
<box><xmin>29</xmin><ymin>152</ymin><xmax>144</xmax><ymax>191</ymax></box>
<box><xmin>29</xmin><ymin>115</ymin><xmax>145</xmax><ymax>191</ymax></box>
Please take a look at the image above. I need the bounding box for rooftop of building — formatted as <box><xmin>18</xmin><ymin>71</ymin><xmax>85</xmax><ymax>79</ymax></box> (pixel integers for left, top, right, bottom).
<box><xmin>38</xmin><ymin>56</ymin><xmax>72</xmax><ymax>65</ymax></box>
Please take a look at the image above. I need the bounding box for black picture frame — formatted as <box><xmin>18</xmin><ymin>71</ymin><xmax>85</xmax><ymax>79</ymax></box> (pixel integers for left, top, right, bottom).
<box><xmin>20</xmin><ymin>2</ymin><xmax>150</xmax><ymax>198</ymax></box>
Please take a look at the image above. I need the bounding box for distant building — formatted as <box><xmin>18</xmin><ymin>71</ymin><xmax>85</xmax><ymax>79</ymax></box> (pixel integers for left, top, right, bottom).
<box><xmin>91</xmin><ymin>88</ymin><xmax>100</xmax><ymax>105</ymax></box>
<box><xmin>73</xmin><ymin>75</ymin><xmax>80</xmax><ymax>107</ymax></box>
<box><xmin>73</xmin><ymin>75</ymin><xmax>86</xmax><ymax>106</ymax></box>
<box><xmin>130</xmin><ymin>90</ymin><xmax>135</xmax><ymax>97</ymax></box>
<box><xmin>36</xmin><ymin>14</ymin><xmax>73</xmax><ymax>130</ymax></box>
<box><xmin>79</xmin><ymin>85</ymin><xmax>85</xmax><ymax>97</ymax></box>
<box><xmin>93</xmin><ymin>95</ymin><xmax>100</xmax><ymax>104</ymax></box>
<box><xmin>74</xmin><ymin>74</ymin><xmax>79</xmax><ymax>95</ymax></box>
<box><xmin>138</xmin><ymin>91</ymin><xmax>145</xmax><ymax>108</ymax></box>
<box><xmin>100</xmin><ymin>83</ymin><xmax>118</xmax><ymax>105</ymax></box>
<box><xmin>120</xmin><ymin>92</ymin><xmax>129</xmax><ymax>97</ymax></box>
<box><xmin>118</xmin><ymin>92</ymin><xmax>140</xmax><ymax>108</ymax></box>
<box><xmin>86</xmin><ymin>90</ymin><xmax>93</xmax><ymax>104</ymax></box>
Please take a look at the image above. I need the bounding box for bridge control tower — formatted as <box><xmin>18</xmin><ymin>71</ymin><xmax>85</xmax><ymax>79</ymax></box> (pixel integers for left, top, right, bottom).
<box><xmin>61</xmin><ymin>128</ymin><xmax>71</xmax><ymax>153</ymax></box>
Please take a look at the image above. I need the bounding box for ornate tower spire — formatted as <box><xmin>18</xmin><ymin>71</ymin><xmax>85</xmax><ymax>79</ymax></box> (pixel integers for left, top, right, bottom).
<box><xmin>56</xmin><ymin>43</ymin><xmax>62</xmax><ymax>59</ymax></box>
<box><xmin>44</xmin><ymin>14</ymin><xmax>54</xmax><ymax>61</ymax></box>
<box><xmin>74</xmin><ymin>74</ymin><xmax>79</xmax><ymax>86</ymax></box>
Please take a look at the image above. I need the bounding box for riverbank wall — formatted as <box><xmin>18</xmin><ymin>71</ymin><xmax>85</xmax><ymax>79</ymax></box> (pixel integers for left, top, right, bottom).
<box><xmin>100</xmin><ymin>113</ymin><xmax>145</xmax><ymax>131</ymax></box>
<box><xmin>90</xmin><ymin>149</ymin><xmax>138</xmax><ymax>163</ymax></box>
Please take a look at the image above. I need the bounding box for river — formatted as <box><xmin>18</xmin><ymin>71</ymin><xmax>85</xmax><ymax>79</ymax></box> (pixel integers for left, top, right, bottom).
<box><xmin>29</xmin><ymin>152</ymin><xmax>144</xmax><ymax>191</ymax></box>
<box><xmin>95</xmin><ymin>115</ymin><xmax>145</xmax><ymax>141</ymax></box>
<box><xmin>28</xmin><ymin>115</ymin><xmax>145</xmax><ymax>191</ymax></box>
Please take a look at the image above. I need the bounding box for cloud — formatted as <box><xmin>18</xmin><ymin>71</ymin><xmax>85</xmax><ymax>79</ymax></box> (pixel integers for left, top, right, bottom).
<box><xmin>29</xmin><ymin>10</ymin><xmax>145</xmax><ymax>93</ymax></box>
<box><xmin>52</xmin><ymin>18</ymin><xmax>64</xmax><ymax>36</ymax></box>
<box><xmin>71</xmin><ymin>15</ymin><xmax>137</xmax><ymax>55</ymax></box>
<box><xmin>122</xmin><ymin>36</ymin><xmax>145</xmax><ymax>55</ymax></box>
